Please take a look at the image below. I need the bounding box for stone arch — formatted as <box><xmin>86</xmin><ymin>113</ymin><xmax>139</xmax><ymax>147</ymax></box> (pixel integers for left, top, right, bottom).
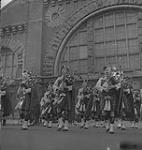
<box><xmin>54</xmin><ymin>4</ymin><xmax>142</xmax><ymax>75</ymax></box>
<box><xmin>1</xmin><ymin>37</ymin><xmax>25</xmax><ymax>79</ymax></box>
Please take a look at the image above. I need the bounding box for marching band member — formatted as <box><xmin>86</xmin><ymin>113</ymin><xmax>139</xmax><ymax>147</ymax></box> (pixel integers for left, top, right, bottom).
<box><xmin>131</xmin><ymin>90</ymin><xmax>141</xmax><ymax>128</ymax></box>
<box><xmin>76</xmin><ymin>80</ymin><xmax>93</xmax><ymax>129</ymax></box>
<box><xmin>0</xmin><ymin>78</ymin><xmax>12</xmax><ymax>126</ymax></box>
<box><xmin>117</xmin><ymin>77</ymin><xmax>133</xmax><ymax>130</ymax></box>
<box><xmin>15</xmin><ymin>82</ymin><xmax>26</xmax><ymax>124</ymax></box>
<box><xmin>91</xmin><ymin>88</ymin><xmax>102</xmax><ymax>128</ymax></box>
<box><xmin>54</xmin><ymin>66</ymin><xmax>75</xmax><ymax>131</ymax></box>
<box><xmin>76</xmin><ymin>81</ymin><xmax>86</xmax><ymax>128</ymax></box>
<box><xmin>20</xmin><ymin>71</ymin><xmax>33</xmax><ymax>130</ymax></box>
<box><xmin>95</xmin><ymin>66</ymin><xmax>119</xmax><ymax>134</ymax></box>
<box><xmin>40</xmin><ymin>84</ymin><xmax>55</xmax><ymax>128</ymax></box>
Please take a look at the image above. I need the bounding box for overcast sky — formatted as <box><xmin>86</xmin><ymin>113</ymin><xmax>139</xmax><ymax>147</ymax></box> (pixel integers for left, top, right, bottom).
<box><xmin>1</xmin><ymin>0</ymin><xmax>12</xmax><ymax>8</ymax></box>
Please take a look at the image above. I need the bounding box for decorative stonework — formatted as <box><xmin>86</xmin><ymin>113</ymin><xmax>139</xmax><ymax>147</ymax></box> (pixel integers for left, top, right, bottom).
<box><xmin>0</xmin><ymin>24</ymin><xmax>27</xmax><ymax>37</ymax></box>
<box><xmin>43</xmin><ymin>0</ymin><xmax>81</xmax><ymax>6</ymax></box>
<box><xmin>45</xmin><ymin>5</ymin><xmax>65</xmax><ymax>27</ymax></box>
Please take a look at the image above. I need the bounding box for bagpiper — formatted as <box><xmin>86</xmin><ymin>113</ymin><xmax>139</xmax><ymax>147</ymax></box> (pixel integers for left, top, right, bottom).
<box><xmin>20</xmin><ymin>70</ymin><xmax>33</xmax><ymax>130</ymax></box>
<box><xmin>91</xmin><ymin>87</ymin><xmax>102</xmax><ymax>128</ymax></box>
<box><xmin>76</xmin><ymin>80</ymin><xmax>93</xmax><ymax>129</ymax></box>
<box><xmin>116</xmin><ymin>76</ymin><xmax>134</xmax><ymax>130</ymax></box>
<box><xmin>53</xmin><ymin>67</ymin><xmax>75</xmax><ymax>131</ymax></box>
<box><xmin>0</xmin><ymin>77</ymin><xmax>12</xmax><ymax>126</ymax></box>
<box><xmin>131</xmin><ymin>89</ymin><xmax>141</xmax><ymax>128</ymax></box>
<box><xmin>40</xmin><ymin>84</ymin><xmax>55</xmax><ymax>128</ymax></box>
<box><xmin>95</xmin><ymin>66</ymin><xmax>120</xmax><ymax>134</ymax></box>
<box><xmin>15</xmin><ymin>81</ymin><xmax>26</xmax><ymax>124</ymax></box>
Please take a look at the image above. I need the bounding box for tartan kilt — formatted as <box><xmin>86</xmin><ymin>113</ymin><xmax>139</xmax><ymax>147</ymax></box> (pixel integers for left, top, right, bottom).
<box><xmin>116</xmin><ymin>88</ymin><xmax>134</xmax><ymax>118</ymax></box>
<box><xmin>21</xmin><ymin>93</ymin><xmax>31</xmax><ymax>113</ymax></box>
<box><xmin>101</xmin><ymin>88</ymin><xmax>118</xmax><ymax>114</ymax></box>
<box><xmin>84</xmin><ymin>94</ymin><xmax>93</xmax><ymax>119</ymax></box>
<box><xmin>92</xmin><ymin>97</ymin><xmax>101</xmax><ymax>112</ymax></box>
<box><xmin>41</xmin><ymin>103</ymin><xmax>55</xmax><ymax>119</ymax></box>
<box><xmin>77</xmin><ymin>96</ymin><xmax>91</xmax><ymax>114</ymax></box>
<box><xmin>57</xmin><ymin>91</ymin><xmax>72</xmax><ymax>113</ymax></box>
<box><xmin>1</xmin><ymin>94</ymin><xmax>12</xmax><ymax>117</ymax></box>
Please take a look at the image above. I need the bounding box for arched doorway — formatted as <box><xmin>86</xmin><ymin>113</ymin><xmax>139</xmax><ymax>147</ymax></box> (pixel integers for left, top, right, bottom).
<box><xmin>54</xmin><ymin>6</ymin><xmax>142</xmax><ymax>76</ymax></box>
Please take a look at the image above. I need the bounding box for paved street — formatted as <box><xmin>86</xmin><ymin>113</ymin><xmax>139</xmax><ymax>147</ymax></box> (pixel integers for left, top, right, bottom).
<box><xmin>1</xmin><ymin>124</ymin><xmax>142</xmax><ymax>150</ymax></box>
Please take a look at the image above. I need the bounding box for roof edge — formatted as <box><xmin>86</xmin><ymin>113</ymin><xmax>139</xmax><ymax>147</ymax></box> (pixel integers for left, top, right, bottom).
<box><xmin>1</xmin><ymin>0</ymin><xmax>21</xmax><ymax>11</ymax></box>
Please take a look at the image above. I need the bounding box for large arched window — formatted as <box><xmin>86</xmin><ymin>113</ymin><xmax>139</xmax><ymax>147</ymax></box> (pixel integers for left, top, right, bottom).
<box><xmin>60</xmin><ymin>8</ymin><xmax>141</xmax><ymax>75</ymax></box>
<box><xmin>0</xmin><ymin>47</ymin><xmax>22</xmax><ymax>79</ymax></box>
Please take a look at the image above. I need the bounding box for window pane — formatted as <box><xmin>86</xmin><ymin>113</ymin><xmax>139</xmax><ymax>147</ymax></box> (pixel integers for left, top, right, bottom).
<box><xmin>79</xmin><ymin>60</ymin><xmax>88</xmax><ymax>73</ymax></box>
<box><xmin>95</xmin><ymin>43</ymin><xmax>105</xmax><ymax>57</ymax></box>
<box><xmin>6</xmin><ymin>54</ymin><xmax>13</xmax><ymax>67</ymax></box>
<box><xmin>105</xmin><ymin>13</ymin><xmax>113</xmax><ymax>26</ymax></box>
<box><xmin>127</xmin><ymin>24</ymin><xmax>137</xmax><ymax>38</ymax></box>
<box><xmin>106</xmin><ymin>56</ymin><xmax>116</xmax><ymax>67</ymax></box>
<box><xmin>105</xmin><ymin>42</ymin><xmax>116</xmax><ymax>55</ymax></box>
<box><xmin>96</xmin><ymin>57</ymin><xmax>105</xmax><ymax>72</ymax></box>
<box><xmin>79</xmin><ymin>46</ymin><xmax>88</xmax><ymax>59</ymax></box>
<box><xmin>5</xmin><ymin>67</ymin><xmax>12</xmax><ymax>78</ymax></box>
<box><xmin>105</xmin><ymin>27</ymin><xmax>114</xmax><ymax>41</ymax></box>
<box><xmin>128</xmin><ymin>39</ymin><xmax>139</xmax><ymax>53</ymax></box>
<box><xmin>94</xmin><ymin>29</ymin><xmax>104</xmax><ymax>42</ymax></box>
<box><xmin>1</xmin><ymin>54</ymin><xmax>5</xmax><ymax>67</ymax></box>
<box><xmin>13</xmin><ymin>66</ymin><xmax>18</xmax><ymax>78</ymax></box>
<box><xmin>129</xmin><ymin>54</ymin><xmax>140</xmax><ymax>70</ymax></box>
<box><xmin>70</xmin><ymin>61</ymin><xmax>79</xmax><ymax>72</ymax></box>
<box><xmin>117</xmin><ymin>40</ymin><xmax>127</xmax><ymax>55</ymax></box>
<box><xmin>116</xmin><ymin>25</ymin><xmax>125</xmax><ymax>40</ymax></box>
<box><xmin>79</xmin><ymin>31</ymin><xmax>87</xmax><ymax>45</ymax></box>
<box><xmin>63</xmin><ymin>47</ymin><xmax>69</xmax><ymax>61</ymax></box>
<box><xmin>126</xmin><ymin>11</ymin><xmax>137</xmax><ymax>24</ymax></box>
<box><xmin>69</xmin><ymin>46</ymin><xmax>79</xmax><ymax>60</ymax></box>
<box><xmin>118</xmin><ymin>55</ymin><xmax>128</xmax><ymax>70</ymax></box>
<box><xmin>115</xmin><ymin>11</ymin><xmax>125</xmax><ymax>25</ymax></box>
<box><xmin>1</xmin><ymin>48</ymin><xmax>18</xmax><ymax>79</ymax></box>
<box><xmin>94</xmin><ymin>16</ymin><xmax>103</xmax><ymax>28</ymax></box>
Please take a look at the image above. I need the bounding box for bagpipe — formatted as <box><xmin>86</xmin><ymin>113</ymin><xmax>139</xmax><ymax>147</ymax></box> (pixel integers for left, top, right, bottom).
<box><xmin>52</xmin><ymin>89</ymin><xmax>66</xmax><ymax>108</ymax></box>
<box><xmin>100</xmin><ymin>71</ymin><xmax>123</xmax><ymax>92</ymax></box>
<box><xmin>76</xmin><ymin>86</ymin><xmax>93</xmax><ymax>114</ymax></box>
<box><xmin>40</xmin><ymin>91</ymin><xmax>55</xmax><ymax>116</ymax></box>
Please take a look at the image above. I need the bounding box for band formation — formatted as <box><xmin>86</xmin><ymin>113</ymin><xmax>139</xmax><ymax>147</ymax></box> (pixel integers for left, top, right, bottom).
<box><xmin>0</xmin><ymin>66</ymin><xmax>142</xmax><ymax>134</ymax></box>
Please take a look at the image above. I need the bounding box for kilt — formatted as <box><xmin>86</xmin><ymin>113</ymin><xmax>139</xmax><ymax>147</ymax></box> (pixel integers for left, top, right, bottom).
<box><xmin>21</xmin><ymin>93</ymin><xmax>31</xmax><ymax>119</ymax></box>
<box><xmin>76</xmin><ymin>96</ymin><xmax>90</xmax><ymax>117</ymax></box>
<box><xmin>57</xmin><ymin>87</ymin><xmax>75</xmax><ymax>122</ymax></box>
<box><xmin>92</xmin><ymin>99</ymin><xmax>101</xmax><ymax>119</ymax></box>
<box><xmin>101</xmin><ymin>88</ymin><xmax>118</xmax><ymax>116</ymax></box>
<box><xmin>84</xmin><ymin>94</ymin><xmax>93</xmax><ymax>120</ymax></box>
<box><xmin>1</xmin><ymin>90</ymin><xmax>12</xmax><ymax>117</ymax></box>
<box><xmin>21</xmin><ymin>93</ymin><xmax>31</xmax><ymax>112</ymax></box>
<box><xmin>57</xmin><ymin>91</ymin><xmax>72</xmax><ymax>114</ymax></box>
<box><xmin>116</xmin><ymin>88</ymin><xmax>134</xmax><ymax>118</ymax></box>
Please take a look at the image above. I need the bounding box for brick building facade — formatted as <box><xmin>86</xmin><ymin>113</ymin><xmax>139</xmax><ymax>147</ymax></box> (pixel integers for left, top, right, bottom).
<box><xmin>1</xmin><ymin>0</ymin><xmax>142</xmax><ymax>88</ymax></box>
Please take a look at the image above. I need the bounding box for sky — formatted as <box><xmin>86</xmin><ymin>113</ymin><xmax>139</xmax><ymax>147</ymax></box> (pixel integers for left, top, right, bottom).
<box><xmin>1</xmin><ymin>0</ymin><xmax>12</xmax><ymax>8</ymax></box>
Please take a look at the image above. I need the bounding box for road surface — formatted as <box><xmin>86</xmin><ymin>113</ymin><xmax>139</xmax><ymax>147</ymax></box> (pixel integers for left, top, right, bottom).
<box><xmin>1</xmin><ymin>124</ymin><xmax>142</xmax><ymax>150</ymax></box>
